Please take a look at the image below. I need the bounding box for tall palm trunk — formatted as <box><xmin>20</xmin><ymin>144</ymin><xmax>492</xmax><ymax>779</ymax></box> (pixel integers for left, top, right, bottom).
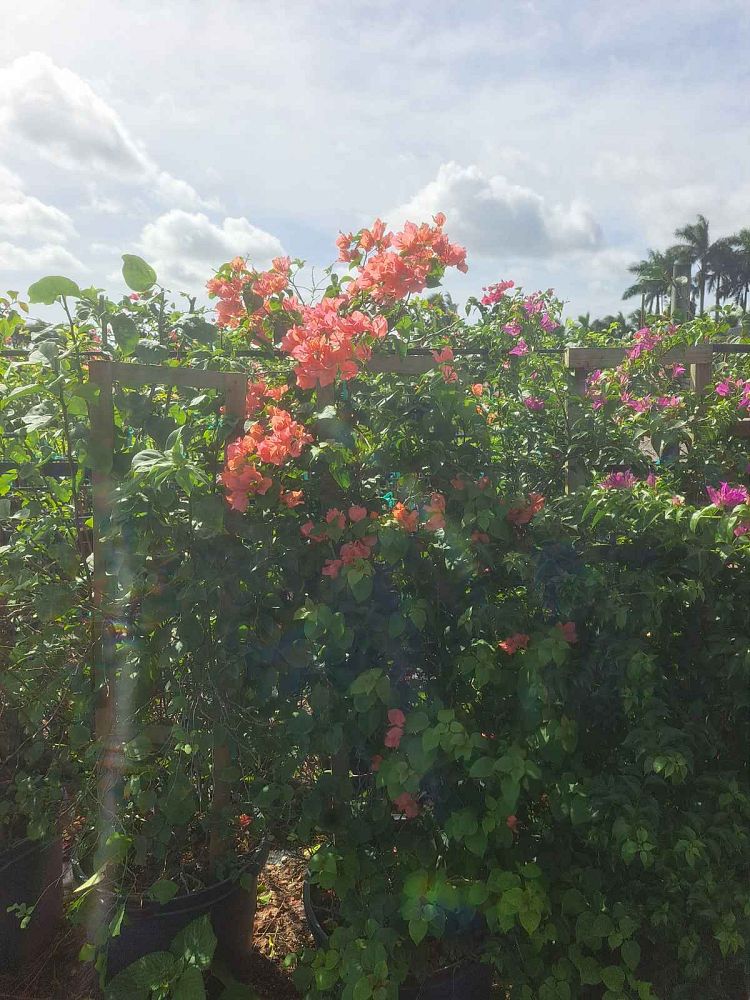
<box><xmin>699</xmin><ymin>271</ymin><xmax>706</xmax><ymax>315</ymax></box>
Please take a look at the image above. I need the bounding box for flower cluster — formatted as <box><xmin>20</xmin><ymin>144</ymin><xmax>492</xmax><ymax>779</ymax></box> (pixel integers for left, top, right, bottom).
<box><xmin>280</xmin><ymin>298</ymin><xmax>387</xmax><ymax>389</ymax></box>
<box><xmin>600</xmin><ymin>470</ymin><xmax>638</xmax><ymax>490</ymax></box>
<box><xmin>219</xmin><ymin>407</ymin><xmax>312</xmax><ymax>511</ymax></box>
<box><xmin>626</xmin><ymin>326</ymin><xmax>663</xmax><ymax>361</ymax></box>
<box><xmin>207</xmin><ymin>255</ymin><xmax>291</xmax><ymax>333</ymax></box>
<box><xmin>507</xmin><ymin>492</ymin><xmax>545</xmax><ymax>525</ymax></box>
<box><xmin>706</xmin><ymin>482</ymin><xmax>749</xmax><ymax>509</ymax></box>
<box><xmin>715</xmin><ymin>377</ymin><xmax>750</xmax><ymax>408</ymax></box>
<box><xmin>481</xmin><ymin>279</ymin><xmax>515</xmax><ymax>306</ymax></box>
<box><xmin>340</xmin><ymin>213</ymin><xmax>468</xmax><ymax>303</ymax></box>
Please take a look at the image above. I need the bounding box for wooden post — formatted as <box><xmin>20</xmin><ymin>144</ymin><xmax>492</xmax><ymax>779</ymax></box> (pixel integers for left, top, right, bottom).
<box><xmin>564</xmin><ymin>350</ymin><xmax>588</xmax><ymax>492</ymax></box>
<box><xmin>689</xmin><ymin>346</ymin><xmax>713</xmax><ymax>397</ymax></box>
<box><xmin>209</xmin><ymin>372</ymin><xmax>247</xmax><ymax>871</ymax></box>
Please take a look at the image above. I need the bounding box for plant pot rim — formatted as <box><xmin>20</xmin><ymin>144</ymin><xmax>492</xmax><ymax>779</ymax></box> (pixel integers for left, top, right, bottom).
<box><xmin>74</xmin><ymin>838</ymin><xmax>269</xmax><ymax>914</ymax></box>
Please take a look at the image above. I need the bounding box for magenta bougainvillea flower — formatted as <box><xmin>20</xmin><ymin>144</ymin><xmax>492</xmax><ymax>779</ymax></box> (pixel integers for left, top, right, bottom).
<box><xmin>600</xmin><ymin>470</ymin><xmax>638</xmax><ymax>490</ymax></box>
<box><xmin>523</xmin><ymin>396</ymin><xmax>545</xmax><ymax>411</ymax></box>
<box><xmin>706</xmin><ymin>482</ymin><xmax>749</xmax><ymax>508</ymax></box>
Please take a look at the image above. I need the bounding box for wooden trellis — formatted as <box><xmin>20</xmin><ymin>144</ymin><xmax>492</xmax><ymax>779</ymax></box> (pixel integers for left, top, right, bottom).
<box><xmin>564</xmin><ymin>345</ymin><xmax>750</xmax><ymax>490</ymax></box>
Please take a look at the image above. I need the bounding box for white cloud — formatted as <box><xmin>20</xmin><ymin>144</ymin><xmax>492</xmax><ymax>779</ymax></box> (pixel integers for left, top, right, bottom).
<box><xmin>391</xmin><ymin>163</ymin><xmax>602</xmax><ymax>258</ymax></box>
<box><xmin>138</xmin><ymin>210</ymin><xmax>285</xmax><ymax>288</ymax></box>
<box><xmin>0</xmin><ymin>52</ymin><xmax>211</xmax><ymax>209</ymax></box>
<box><xmin>0</xmin><ymin>240</ymin><xmax>86</xmax><ymax>273</ymax></box>
<box><xmin>0</xmin><ymin>165</ymin><xmax>75</xmax><ymax>243</ymax></box>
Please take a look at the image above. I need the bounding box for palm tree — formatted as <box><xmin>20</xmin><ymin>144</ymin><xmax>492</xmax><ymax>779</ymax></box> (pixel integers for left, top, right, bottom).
<box><xmin>673</xmin><ymin>214</ymin><xmax>730</xmax><ymax>316</ymax></box>
<box><xmin>622</xmin><ymin>248</ymin><xmax>679</xmax><ymax>320</ymax></box>
<box><xmin>728</xmin><ymin>229</ymin><xmax>750</xmax><ymax>312</ymax></box>
<box><xmin>706</xmin><ymin>238</ymin><xmax>737</xmax><ymax>318</ymax></box>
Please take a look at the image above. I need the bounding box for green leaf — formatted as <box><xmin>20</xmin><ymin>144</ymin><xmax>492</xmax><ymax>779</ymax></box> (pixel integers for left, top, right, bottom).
<box><xmin>146</xmin><ymin>879</ymin><xmax>179</xmax><ymax>904</ymax></box>
<box><xmin>469</xmin><ymin>757</ymin><xmax>495</xmax><ymax>779</ymax></box>
<box><xmin>110</xmin><ymin>314</ymin><xmax>140</xmax><ymax>356</ymax></box>
<box><xmin>122</xmin><ymin>254</ymin><xmax>157</xmax><ymax>292</ymax></box>
<box><xmin>74</xmin><ymin>866</ymin><xmax>107</xmax><ymax>894</ymax></box>
<box><xmin>174</xmin><ymin>965</ymin><xmax>206</xmax><ymax>1000</ymax></box>
<box><xmin>104</xmin><ymin>952</ymin><xmax>176</xmax><ymax>1000</ymax></box>
<box><xmin>621</xmin><ymin>938</ymin><xmax>641</xmax><ymax>970</ymax></box>
<box><xmin>408</xmin><ymin>918</ymin><xmax>428</xmax><ymax>944</ymax></box>
<box><xmin>170</xmin><ymin>914</ymin><xmax>217</xmax><ymax>969</ymax></box>
<box><xmin>353</xmin><ymin>978</ymin><xmax>373</xmax><ymax>1000</ymax></box>
<box><xmin>601</xmin><ymin>966</ymin><xmax>625</xmax><ymax>992</ymax></box>
<box><xmin>28</xmin><ymin>275</ymin><xmax>81</xmax><ymax>303</ymax></box>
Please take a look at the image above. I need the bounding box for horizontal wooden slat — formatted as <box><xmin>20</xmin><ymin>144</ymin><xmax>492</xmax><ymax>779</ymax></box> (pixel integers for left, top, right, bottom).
<box><xmin>105</xmin><ymin>361</ymin><xmax>242</xmax><ymax>390</ymax></box>
<box><xmin>565</xmin><ymin>346</ymin><xmax>713</xmax><ymax>369</ymax></box>
<box><xmin>367</xmin><ymin>355</ymin><xmax>435</xmax><ymax>375</ymax></box>
<box><xmin>733</xmin><ymin>419</ymin><xmax>750</xmax><ymax>438</ymax></box>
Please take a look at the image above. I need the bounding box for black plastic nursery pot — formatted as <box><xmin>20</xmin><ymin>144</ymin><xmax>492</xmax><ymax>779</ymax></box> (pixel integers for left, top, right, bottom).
<box><xmin>99</xmin><ymin>842</ymin><xmax>269</xmax><ymax>980</ymax></box>
<box><xmin>0</xmin><ymin>836</ymin><xmax>64</xmax><ymax>972</ymax></box>
<box><xmin>303</xmin><ymin>877</ymin><xmax>492</xmax><ymax>1000</ymax></box>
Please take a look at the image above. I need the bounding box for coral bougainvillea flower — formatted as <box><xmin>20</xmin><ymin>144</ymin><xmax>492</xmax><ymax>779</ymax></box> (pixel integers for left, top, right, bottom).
<box><xmin>706</xmin><ymin>482</ymin><xmax>750</xmax><ymax>508</ymax></box>
<box><xmin>471</xmin><ymin>383</ymin><xmax>484</xmax><ymax>397</ymax></box>
<box><xmin>481</xmin><ymin>279</ymin><xmax>514</xmax><ymax>306</ymax></box>
<box><xmin>556</xmin><ymin>621</ymin><xmax>578</xmax><ymax>644</ymax></box>
<box><xmin>325</xmin><ymin>508</ymin><xmax>346</xmax><ymax>529</ymax></box>
<box><xmin>440</xmin><ymin>364</ymin><xmax>458</xmax><ymax>383</ymax></box>
<box><xmin>348</xmin><ymin>505</ymin><xmax>368</xmax><ymax>522</ymax></box>
<box><xmin>393</xmin><ymin>792</ymin><xmax>420</xmax><ymax>819</ymax></box>
<box><xmin>279</xmin><ymin>490</ymin><xmax>304</xmax><ymax>508</ymax></box>
<box><xmin>431</xmin><ymin>347</ymin><xmax>454</xmax><ymax>364</ymax></box>
<box><xmin>238</xmin><ymin>813</ymin><xmax>252</xmax><ymax>828</ymax></box>
<box><xmin>507</xmin><ymin>492</ymin><xmax>545</xmax><ymax>525</ymax></box>
<box><xmin>393</xmin><ymin>502</ymin><xmax>419</xmax><ymax>532</ymax></box>
<box><xmin>322</xmin><ymin>558</ymin><xmax>343</xmax><ymax>578</ymax></box>
<box><xmin>498</xmin><ymin>633</ymin><xmax>530</xmax><ymax>655</ymax></box>
<box><xmin>424</xmin><ymin>492</ymin><xmax>446</xmax><ymax>531</ymax></box>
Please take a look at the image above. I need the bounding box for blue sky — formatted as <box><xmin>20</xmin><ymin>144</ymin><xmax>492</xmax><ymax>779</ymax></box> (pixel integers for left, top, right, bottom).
<box><xmin>2</xmin><ymin>0</ymin><xmax>750</xmax><ymax>317</ymax></box>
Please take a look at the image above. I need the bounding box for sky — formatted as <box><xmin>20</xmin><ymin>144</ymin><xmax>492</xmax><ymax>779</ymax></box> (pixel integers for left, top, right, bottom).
<box><xmin>2</xmin><ymin>0</ymin><xmax>750</xmax><ymax>319</ymax></box>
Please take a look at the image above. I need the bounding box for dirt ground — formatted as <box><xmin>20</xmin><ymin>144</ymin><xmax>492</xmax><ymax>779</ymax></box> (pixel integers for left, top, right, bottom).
<box><xmin>0</xmin><ymin>851</ymin><xmax>309</xmax><ymax>999</ymax></box>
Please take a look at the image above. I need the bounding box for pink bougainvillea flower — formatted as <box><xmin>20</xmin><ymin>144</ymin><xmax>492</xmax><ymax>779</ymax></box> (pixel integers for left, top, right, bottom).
<box><xmin>498</xmin><ymin>633</ymin><xmax>530</xmax><ymax>655</ymax></box>
<box><xmin>733</xmin><ymin>522</ymin><xmax>750</xmax><ymax>537</ymax></box>
<box><xmin>440</xmin><ymin>364</ymin><xmax>458</xmax><ymax>384</ymax></box>
<box><xmin>715</xmin><ymin>380</ymin><xmax>735</xmax><ymax>397</ymax></box>
<box><xmin>471</xmin><ymin>383</ymin><xmax>484</xmax><ymax>397</ymax></box>
<box><xmin>539</xmin><ymin>312</ymin><xmax>557</xmax><ymax>333</ymax></box>
<box><xmin>503</xmin><ymin>321</ymin><xmax>522</xmax><ymax>337</ymax></box>
<box><xmin>129</xmin><ymin>293</ymin><xmax>140</xmax><ymax>301</ymax></box>
<box><xmin>509</xmin><ymin>338</ymin><xmax>529</xmax><ymax>357</ymax></box>
<box><xmin>523</xmin><ymin>396</ymin><xmax>545</xmax><ymax>411</ymax></box>
<box><xmin>393</xmin><ymin>792</ymin><xmax>420</xmax><ymax>820</ymax></box>
<box><xmin>506</xmin><ymin>814</ymin><xmax>518</xmax><ymax>831</ymax></box>
<box><xmin>670</xmin><ymin>495</ymin><xmax>685</xmax><ymax>506</ymax></box>
<box><xmin>600</xmin><ymin>470</ymin><xmax>638</xmax><ymax>490</ymax></box>
<box><xmin>348</xmin><ymin>505</ymin><xmax>368</xmax><ymax>522</ymax></box>
<box><xmin>706</xmin><ymin>482</ymin><xmax>750</xmax><ymax>509</ymax></box>
<box><xmin>627</xmin><ymin>326</ymin><xmax>662</xmax><ymax>360</ymax></box>
<box><xmin>432</xmin><ymin>346</ymin><xmax>454</xmax><ymax>364</ymax></box>
<box><xmin>279</xmin><ymin>489</ymin><xmax>304</xmax><ymax>508</ymax></box>
<box><xmin>671</xmin><ymin>364</ymin><xmax>686</xmax><ymax>377</ymax></box>
<box><xmin>322</xmin><ymin>559</ymin><xmax>343</xmax><ymax>578</ymax></box>
<box><xmin>656</xmin><ymin>395</ymin><xmax>682</xmax><ymax>409</ymax></box>
<box><xmin>645</xmin><ymin>472</ymin><xmax>658</xmax><ymax>487</ymax></box>
<box><xmin>522</xmin><ymin>294</ymin><xmax>544</xmax><ymax>315</ymax></box>
<box><xmin>556</xmin><ymin>621</ymin><xmax>578</xmax><ymax>644</ymax></box>
<box><xmin>301</xmin><ymin>521</ymin><xmax>325</xmax><ymax>542</ymax></box>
